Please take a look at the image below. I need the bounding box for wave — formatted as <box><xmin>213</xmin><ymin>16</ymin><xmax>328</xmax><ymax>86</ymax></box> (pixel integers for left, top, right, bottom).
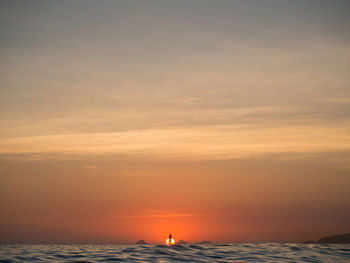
<box><xmin>0</xmin><ymin>243</ymin><xmax>349</xmax><ymax>262</ymax></box>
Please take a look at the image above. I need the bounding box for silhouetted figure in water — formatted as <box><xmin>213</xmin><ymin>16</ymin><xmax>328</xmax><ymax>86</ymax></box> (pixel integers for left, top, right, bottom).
<box><xmin>169</xmin><ymin>234</ymin><xmax>172</xmax><ymax>240</ymax></box>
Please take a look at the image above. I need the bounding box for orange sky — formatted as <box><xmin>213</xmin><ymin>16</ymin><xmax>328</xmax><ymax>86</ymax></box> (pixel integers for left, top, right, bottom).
<box><xmin>1</xmin><ymin>155</ymin><xmax>349</xmax><ymax>243</ymax></box>
<box><xmin>1</xmin><ymin>0</ymin><xmax>350</xmax><ymax>243</ymax></box>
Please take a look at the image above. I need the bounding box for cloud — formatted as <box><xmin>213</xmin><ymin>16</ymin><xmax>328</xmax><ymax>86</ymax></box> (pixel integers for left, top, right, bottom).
<box><xmin>112</xmin><ymin>213</ymin><xmax>210</xmax><ymax>219</ymax></box>
<box><xmin>1</xmin><ymin>123</ymin><xmax>349</xmax><ymax>161</ymax></box>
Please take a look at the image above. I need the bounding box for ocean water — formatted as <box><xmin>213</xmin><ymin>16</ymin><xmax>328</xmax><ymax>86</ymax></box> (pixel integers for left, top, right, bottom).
<box><xmin>0</xmin><ymin>243</ymin><xmax>349</xmax><ymax>262</ymax></box>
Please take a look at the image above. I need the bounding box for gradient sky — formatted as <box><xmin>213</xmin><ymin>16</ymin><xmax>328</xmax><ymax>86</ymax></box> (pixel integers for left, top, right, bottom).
<box><xmin>1</xmin><ymin>0</ymin><xmax>350</xmax><ymax>244</ymax></box>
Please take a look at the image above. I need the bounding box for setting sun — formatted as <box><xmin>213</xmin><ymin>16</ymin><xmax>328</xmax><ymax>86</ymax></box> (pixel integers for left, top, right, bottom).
<box><xmin>166</xmin><ymin>238</ymin><xmax>175</xmax><ymax>245</ymax></box>
<box><xmin>166</xmin><ymin>234</ymin><xmax>175</xmax><ymax>245</ymax></box>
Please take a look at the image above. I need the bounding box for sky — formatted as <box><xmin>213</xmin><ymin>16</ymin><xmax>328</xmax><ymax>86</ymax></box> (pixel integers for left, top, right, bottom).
<box><xmin>0</xmin><ymin>0</ymin><xmax>350</xmax><ymax>244</ymax></box>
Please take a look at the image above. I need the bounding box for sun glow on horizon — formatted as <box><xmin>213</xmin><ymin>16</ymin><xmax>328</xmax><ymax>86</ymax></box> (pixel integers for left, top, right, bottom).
<box><xmin>166</xmin><ymin>234</ymin><xmax>175</xmax><ymax>245</ymax></box>
<box><xmin>166</xmin><ymin>238</ymin><xmax>175</xmax><ymax>245</ymax></box>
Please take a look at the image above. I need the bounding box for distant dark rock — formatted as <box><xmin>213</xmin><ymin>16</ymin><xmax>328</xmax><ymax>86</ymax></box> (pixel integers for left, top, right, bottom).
<box><xmin>318</xmin><ymin>233</ymin><xmax>350</xmax><ymax>244</ymax></box>
<box><xmin>136</xmin><ymin>240</ymin><xmax>148</xmax><ymax>245</ymax></box>
<box><xmin>176</xmin><ymin>239</ymin><xmax>188</xmax><ymax>245</ymax></box>
<box><xmin>302</xmin><ymin>240</ymin><xmax>316</xmax><ymax>244</ymax></box>
<box><xmin>198</xmin><ymin>240</ymin><xmax>212</xmax><ymax>244</ymax></box>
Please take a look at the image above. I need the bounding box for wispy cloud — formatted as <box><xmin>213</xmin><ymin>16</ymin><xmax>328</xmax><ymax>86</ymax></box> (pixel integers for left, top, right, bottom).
<box><xmin>1</xmin><ymin>124</ymin><xmax>349</xmax><ymax>160</ymax></box>
<box><xmin>112</xmin><ymin>213</ymin><xmax>211</xmax><ymax>219</ymax></box>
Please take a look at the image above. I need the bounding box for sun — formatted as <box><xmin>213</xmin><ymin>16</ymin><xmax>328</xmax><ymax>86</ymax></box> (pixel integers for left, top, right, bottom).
<box><xmin>166</xmin><ymin>233</ymin><xmax>175</xmax><ymax>245</ymax></box>
<box><xmin>166</xmin><ymin>238</ymin><xmax>175</xmax><ymax>245</ymax></box>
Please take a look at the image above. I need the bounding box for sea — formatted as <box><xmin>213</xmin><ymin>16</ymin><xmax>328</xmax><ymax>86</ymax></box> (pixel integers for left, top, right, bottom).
<box><xmin>0</xmin><ymin>243</ymin><xmax>349</xmax><ymax>262</ymax></box>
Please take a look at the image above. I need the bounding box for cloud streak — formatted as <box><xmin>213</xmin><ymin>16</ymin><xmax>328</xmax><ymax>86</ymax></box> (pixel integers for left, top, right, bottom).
<box><xmin>112</xmin><ymin>213</ymin><xmax>210</xmax><ymax>219</ymax></box>
<box><xmin>1</xmin><ymin>123</ymin><xmax>349</xmax><ymax>160</ymax></box>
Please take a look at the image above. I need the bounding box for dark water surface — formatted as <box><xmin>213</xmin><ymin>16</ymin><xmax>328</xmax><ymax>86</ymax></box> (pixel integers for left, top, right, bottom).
<box><xmin>1</xmin><ymin>243</ymin><xmax>349</xmax><ymax>262</ymax></box>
